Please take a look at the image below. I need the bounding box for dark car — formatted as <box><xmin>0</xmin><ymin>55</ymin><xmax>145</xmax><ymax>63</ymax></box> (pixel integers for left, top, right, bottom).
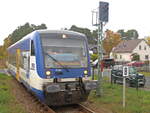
<box><xmin>92</xmin><ymin>58</ymin><xmax>115</xmax><ymax>68</ymax></box>
<box><xmin>111</xmin><ymin>65</ymin><xmax>146</xmax><ymax>87</ymax></box>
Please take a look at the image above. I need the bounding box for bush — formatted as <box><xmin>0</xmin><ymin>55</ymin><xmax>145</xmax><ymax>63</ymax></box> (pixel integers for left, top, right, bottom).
<box><xmin>90</xmin><ymin>54</ymin><xmax>98</xmax><ymax>61</ymax></box>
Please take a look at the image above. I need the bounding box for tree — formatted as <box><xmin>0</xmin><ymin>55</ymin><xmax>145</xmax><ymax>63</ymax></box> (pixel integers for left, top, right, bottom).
<box><xmin>117</xmin><ymin>29</ymin><xmax>126</xmax><ymax>38</ymax></box>
<box><xmin>117</xmin><ymin>29</ymin><xmax>139</xmax><ymax>40</ymax></box>
<box><xmin>103</xmin><ymin>30</ymin><xmax>121</xmax><ymax>55</ymax></box>
<box><xmin>3</xmin><ymin>36</ymin><xmax>11</xmax><ymax>49</ymax></box>
<box><xmin>126</xmin><ymin>29</ymin><xmax>138</xmax><ymax>40</ymax></box>
<box><xmin>145</xmin><ymin>36</ymin><xmax>150</xmax><ymax>45</ymax></box>
<box><xmin>0</xmin><ymin>36</ymin><xmax>12</xmax><ymax>60</ymax></box>
<box><xmin>131</xmin><ymin>53</ymin><xmax>140</xmax><ymax>61</ymax></box>
<box><xmin>70</xmin><ymin>25</ymin><xmax>96</xmax><ymax>44</ymax></box>
<box><xmin>0</xmin><ymin>46</ymin><xmax>5</xmax><ymax>59</ymax></box>
<box><xmin>92</xmin><ymin>29</ymin><xmax>98</xmax><ymax>43</ymax></box>
<box><xmin>10</xmin><ymin>22</ymin><xmax>47</xmax><ymax>44</ymax></box>
<box><xmin>1</xmin><ymin>23</ymin><xmax>47</xmax><ymax>59</ymax></box>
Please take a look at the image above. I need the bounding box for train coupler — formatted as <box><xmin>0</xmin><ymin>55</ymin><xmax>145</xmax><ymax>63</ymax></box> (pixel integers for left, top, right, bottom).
<box><xmin>65</xmin><ymin>91</ymin><xmax>72</xmax><ymax>103</ymax></box>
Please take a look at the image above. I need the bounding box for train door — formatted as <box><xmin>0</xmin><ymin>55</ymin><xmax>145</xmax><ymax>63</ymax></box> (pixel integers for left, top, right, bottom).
<box><xmin>21</xmin><ymin>51</ymin><xmax>30</xmax><ymax>86</ymax></box>
<box><xmin>16</xmin><ymin>49</ymin><xmax>21</xmax><ymax>81</ymax></box>
<box><xmin>30</xmin><ymin>40</ymin><xmax>36</xmax><ymax>69</ymax></box>
<box><xmin>29</xmin><ymin>40</ymin><xmax>36</xmax><ymax>87</ymax></box>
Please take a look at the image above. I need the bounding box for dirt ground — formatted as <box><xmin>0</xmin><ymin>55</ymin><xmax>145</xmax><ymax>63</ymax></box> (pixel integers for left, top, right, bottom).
<box><xmin>9</xmin><ymin>77</ymin><xmax>112</xmax><ymax>113</ymax></box>
<box><xmin>82</xmin><ymin>101</ymin><xmax>112</xmax><ymax>113</ymax></box>
<box><xmin>9</xmin><ymin>78</ymin><xmax>47</xmax><ymax>113</ymax></box>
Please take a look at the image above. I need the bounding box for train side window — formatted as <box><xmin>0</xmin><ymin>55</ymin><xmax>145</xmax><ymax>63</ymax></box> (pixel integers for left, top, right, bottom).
<box><xmin>31</xmin><ymin>40</ymin><xmax>35</xmax><ymax>56</ymax></box>
<box><xmin>21</xmin><ymin>51</ymin><xmax>30</xmax><ymax>70</ymax></box>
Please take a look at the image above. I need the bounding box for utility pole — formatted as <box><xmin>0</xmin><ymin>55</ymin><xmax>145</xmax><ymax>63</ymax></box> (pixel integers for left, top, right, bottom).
<box><xmin>97</xmin><ymin>21</ymin><xmax>103</xmax><ymax>96</ymax></box>
<box><xmin>92</xmin><ymin>1</ymin><xmax>109</xmax><ymax>96</ymax></box>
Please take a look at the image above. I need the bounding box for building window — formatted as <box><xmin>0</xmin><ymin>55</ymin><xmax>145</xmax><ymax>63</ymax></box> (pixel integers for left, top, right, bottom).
<box><xmin>120</xmin><ymin>55</ymin><xmax>122</xmax><ymax>59</ymax></box>
<box><xmin>145</xmin><ymin>55</ymin><xmax>149</xmax><ymax>60</ymax></box>
<box><xmin>115</xmin><ymin>54</ymin><xmax>117</xmax><ymax>59</ymax></box>
<box><xmin>144</xmin><ymin>46</ymin><xmax>146</xmax><ymax>50</ymax></box>
<box><xmin>139</xmin><ymin>45</ymin><xmax>141</xmax><ymax>50</ymax></box>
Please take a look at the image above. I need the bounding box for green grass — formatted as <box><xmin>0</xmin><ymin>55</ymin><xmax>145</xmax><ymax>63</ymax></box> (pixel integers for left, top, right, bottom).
<box><xmin>139</xmin><ymin>72</ymin><xmax>150</xmax><ymax>77</ymax></box>
<box><xmin>0</xmin><ymin>73</ymin><xmax>26</xmax><ymax>113</ymax></box>
<box><xmin>89</xmin><ymin>79</ymin><xmax>150</xmax><ymax>113</ymax></box>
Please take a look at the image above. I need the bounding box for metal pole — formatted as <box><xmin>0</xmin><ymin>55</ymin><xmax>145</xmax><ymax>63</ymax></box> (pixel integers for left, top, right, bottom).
<box><xmin>92</xmin><ymin>67</ymin><xmax>94</xmax><ymax>80</ymax></box>
<box><xmin>96</xmin><ymin>21</ymin><xmax>103</xmax><ymax>96</ymax></box>
<box><xmin>100</xmin><ymin>21</ymin><xmax>103</xmax><ymax>94</ymax></box>
<box><xmin>123</xmin><ymin>77</ymin><xmax>126</xmax><ymax>108</ymax></box>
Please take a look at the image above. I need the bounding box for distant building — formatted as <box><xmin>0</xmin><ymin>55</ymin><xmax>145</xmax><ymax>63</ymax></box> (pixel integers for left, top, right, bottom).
<box><xmin>110</xmin><ymin>39</ymin><xmax>150</xmax><ymax>62</ymax></box>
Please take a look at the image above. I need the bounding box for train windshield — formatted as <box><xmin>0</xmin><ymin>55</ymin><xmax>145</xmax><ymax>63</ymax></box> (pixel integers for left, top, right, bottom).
<box><xmin>41</xmin><ymin>36</ymin><xmax>88</xmax><ymax>68</ymax></box>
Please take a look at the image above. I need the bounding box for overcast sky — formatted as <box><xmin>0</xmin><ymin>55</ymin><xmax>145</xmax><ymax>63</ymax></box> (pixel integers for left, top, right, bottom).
<box><xmin>0</xmin><ymin>0</ymin><xmax>150</xmax><ymax>45</ymax></box>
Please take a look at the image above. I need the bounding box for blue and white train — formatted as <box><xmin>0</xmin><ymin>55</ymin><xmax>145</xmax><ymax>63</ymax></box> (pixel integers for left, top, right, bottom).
<box><xmin>7</xmin><ymin>30</ymin><xmax>97</xmax><ymax>106</ymax></box>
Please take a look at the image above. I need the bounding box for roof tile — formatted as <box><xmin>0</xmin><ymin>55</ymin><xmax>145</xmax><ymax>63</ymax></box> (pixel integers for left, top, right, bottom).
<box><xmin>112</xmin><ymin>39</ymin><xmax>142</xmax><ymax>53</ymax></box>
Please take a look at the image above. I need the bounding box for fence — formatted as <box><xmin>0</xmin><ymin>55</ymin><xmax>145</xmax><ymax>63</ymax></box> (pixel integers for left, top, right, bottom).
<box><xmin>91</xmin><ymin>68</ymin><xmax>112</xmax><ymax>82</ymax></box>
<box><xmin>115</xmin><ymin>61</ymin><xmax>150</xmax><ymax>72</ymax></box>
<box><xmin>136</xmin><ymin>65</ymin><xmax>150</xmax><ymax>72</ymax></box>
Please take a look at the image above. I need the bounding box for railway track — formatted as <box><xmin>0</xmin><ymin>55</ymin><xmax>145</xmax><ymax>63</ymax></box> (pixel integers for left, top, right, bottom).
<box><xmin>78</xmin><ymin>104</ymin><xmax>96</xmax><ymax>113</ymax></box>
<box><xmin>29</xmin><ymin>94</ymin><xmax>56</xmax><ymax>113</ymax></box>
<box><xmin>12</xmin><ymin>77</ymin><xmax>95</xmax><ymax>113</ymax></box>
<box><xmin>53</xmin><ymin>104</ymin><xmax>95</xmax><ymax>113</ymax></box>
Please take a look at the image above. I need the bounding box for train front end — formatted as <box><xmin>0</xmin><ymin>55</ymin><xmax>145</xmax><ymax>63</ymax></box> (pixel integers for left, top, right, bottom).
<box><xmin>39</xmin><ymin>31</ymin><xmax>97</xmax><ymax>106</ymax></box>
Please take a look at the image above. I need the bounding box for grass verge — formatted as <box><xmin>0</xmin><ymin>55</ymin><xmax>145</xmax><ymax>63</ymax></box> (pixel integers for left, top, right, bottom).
<box><xmin>139</xmin><ymin>72</ymin><xmax>150</xmax><ymax>77</ymax></box>
<box><xmin>89</xmin><ymin>77</ymin><xmax>150</xmax><ymax>113</ymax></box>
<box><xmin>0</xmin><ymin>73</ymin><xmax>26</xmax><ymax>113</ymax></box>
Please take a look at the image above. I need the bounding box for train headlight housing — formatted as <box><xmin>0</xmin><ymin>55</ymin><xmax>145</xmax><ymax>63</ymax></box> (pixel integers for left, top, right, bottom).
<box><xmin>84</xmin><ymin>70</ymin><xmax>88</xmax><ymax>75</ymax></box>
<box><xmin>62</xmin><ymin>34</ymin><xmax>67</xmax><ymax>38</ymax></box>
<box><xmin>46</xmin><ymin>71</ymin><xmax>51</xmax><ymax>76</ymax></box>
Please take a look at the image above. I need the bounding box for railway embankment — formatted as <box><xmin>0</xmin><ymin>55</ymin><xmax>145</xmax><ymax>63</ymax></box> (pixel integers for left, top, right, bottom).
<box><xmin>0</xmin><ymin>73</ymin><xmax>26</xmax><ymax>113</ymax></box>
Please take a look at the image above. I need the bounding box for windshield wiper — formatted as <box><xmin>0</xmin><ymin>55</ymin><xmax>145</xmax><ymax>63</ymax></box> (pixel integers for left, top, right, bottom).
<box><xmin>44</xmin><ymin>52</ymin><xmax>69</xmax><ymax>72</ymax></box>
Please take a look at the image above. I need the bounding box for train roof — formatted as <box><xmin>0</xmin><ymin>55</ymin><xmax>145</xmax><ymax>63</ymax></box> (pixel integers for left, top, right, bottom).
<box><xmin>7</xmin><ymin>30</ymin><xmax>86</xmax><ymax>50</ymax></box>
<box><xmin>37</xmin><ymin>30</ymin><xmax>86</xmax><ymax>37</ymax></box>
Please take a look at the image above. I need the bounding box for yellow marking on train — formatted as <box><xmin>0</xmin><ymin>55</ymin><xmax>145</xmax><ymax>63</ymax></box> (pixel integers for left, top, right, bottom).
<box><xmin>16</xmin><ymin>49</ymin><xmax>21</xmax><ymax>81</ymax></box>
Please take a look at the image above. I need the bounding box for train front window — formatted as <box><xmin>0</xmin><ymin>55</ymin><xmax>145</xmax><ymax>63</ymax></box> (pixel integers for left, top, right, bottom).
<box><xmin>41</xmin><ymin>36</ymin><xmax>88</xmax><ymax>68</ymax></box>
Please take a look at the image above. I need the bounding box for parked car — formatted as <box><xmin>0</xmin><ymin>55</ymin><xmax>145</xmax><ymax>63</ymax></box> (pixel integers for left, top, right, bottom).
<box><xmin>127</xmin><ymin>61</ymin><xmax>145</xmax><ymax>67</ymax></box>
<box><xmin>111</xmin><ymin>65</ymin><xmax>146</xmax><ymax>87</ymax></box>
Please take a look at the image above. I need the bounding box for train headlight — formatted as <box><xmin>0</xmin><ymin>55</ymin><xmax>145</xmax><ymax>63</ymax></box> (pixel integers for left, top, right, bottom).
<box><xmin>84</xmin><ymin>70</ymin><xmax>88</xmax><ymax>75</ymax></box>
<box><xmin>46</xmin><ymin>71</ymin><xmax>51</xmax><ymax>76</ymax></box>
<box><xmin>62</xmin><ymin>34</ymin><xmax>67</xmax><ymax>38</ymax></box>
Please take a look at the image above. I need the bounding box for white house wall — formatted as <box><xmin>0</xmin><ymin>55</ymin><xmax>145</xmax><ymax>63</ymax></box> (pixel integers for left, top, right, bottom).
<box><xmin>114</xmin><ymin>53</ymin><xmax>131</xmax><ymax>62</ymax></box>
<box><xmin>133</xmin><ymin>40</ymin><xmax>150</xmax><ymax>61</ymax></box>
